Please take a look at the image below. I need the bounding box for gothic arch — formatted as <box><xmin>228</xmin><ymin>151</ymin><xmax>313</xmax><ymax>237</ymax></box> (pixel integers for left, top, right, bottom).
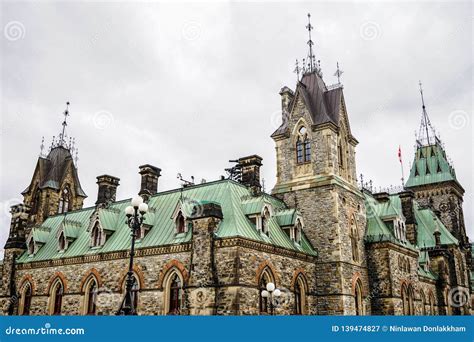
<box><xmin>255</xmin><ymin>260</ymin><xmax>280</xmax><ymax>286</ymax></box>
<box><xmin>47</xmin><ymin>272</ymin><xmax>68</xmax><ymax>294</ymax></box>
<box><xmin>158</xmin><ymin>259</ymin><xmax>189</xmax><ymax>290</ymax></box>
<box><xmin>18</xmin><ymin>275</ymin><xmax>36</xmax><ymax>295</ymax></box>
<box><xmin>162</xmin><ymin>267</ymin><xmax>185</xmax><ymax>315</ymax></box>
<box><xmin>119</xmin><ymin>264</ymin><xmax>145</xmax><ymax>293</ymax></box>
<box><xmin>80</xmin><ymin>268</ymin><xmax>103</xmax><ymax>293</ymax></box>
<box><xmin>290</xmin><ymin>269</ymin><xmax>309</xmax><ymax>292</ymax></box>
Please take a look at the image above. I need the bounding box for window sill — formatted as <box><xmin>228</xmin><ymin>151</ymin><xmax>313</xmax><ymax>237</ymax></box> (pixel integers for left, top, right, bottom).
<box><xmin>175</xmin><ymin>232</ymin><xmax>187</xmax><ymax>238</ymax></box>
<box><xmin>296</xmin><ymin>161</ymin><xmax>311</xmax><ymax>165</ymax></box>
<box><xmin>90</xmin><ymin>246</ymin><xmax>103</xmax><ymax>250</ymax></box>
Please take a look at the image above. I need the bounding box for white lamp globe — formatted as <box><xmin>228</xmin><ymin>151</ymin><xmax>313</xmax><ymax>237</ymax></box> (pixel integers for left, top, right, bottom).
<box><xmin>131</xmin><ymin>196</ymin><xmax>144</xmax><ymax>208</ymax></box>
<box><xmin>273</xmin><ymin>289</ymin><xmax>281</xmax><ymax>297</ymax></box>
<box><xmin>125</xmin><ymin>206</ymin><xmax>134</xmax><ymax>216</ymax></box>
<box><xmin>138</xmin><ymin>202</ymin><xmax>148</xmax><ymax>214</ymax></box>
<box><xmin>266</xmin><ymin>282</ymin><xmax>275</xmax><ymax>292</ymax></box>
<box><xmin>261</xmin><ymin>290</ymin><xmax>269</xmax><ymax>298</ymax></box>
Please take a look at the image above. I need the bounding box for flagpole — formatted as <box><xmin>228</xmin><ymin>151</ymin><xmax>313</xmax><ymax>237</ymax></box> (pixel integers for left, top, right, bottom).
<box><xmin>398</xmin><ymin>146</ymin><xmax>405</xmax><ymax>187</ymax></box>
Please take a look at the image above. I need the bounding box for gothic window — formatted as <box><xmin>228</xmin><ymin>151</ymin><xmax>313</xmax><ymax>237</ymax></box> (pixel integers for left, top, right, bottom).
<box><xmin>31</xmin><ymin>190</ymin><xmax>41</xmax><ymax>215</ymax></box>
<box><xmin>164</xmin><ymin>270</ymin><xmax>184</xmax><ymax>315</ymax></box>
<box><xmin>58</xmin><ymin>187</ymin><xmax>71</xmax><ymax>214</ymax></box>
<box><xmin>408</xmin><ymin>286</ymin><xmax>415</xmax><ymax>315</ymax></box>
<box><xmin>350</xmin><ymin>216</ymin><xmax>359</xmax><ymax>262</ymax></box>
<box><xmin>83</xmin><ymin>276</ymin><xmax>98</xmax><ymax>315</ymax></box>
<box><xmin>58</xmin><ymin>231</ymin><xmax>66</xmax><ymax>251</ymax></box>
<box><xmin>420</xmin><ymin>290</ymin><xmax>426</xmax><ymax>315</ymax></box>
<box><xmin>401</xmin><ymin>284</ymin><xmax>409</xmax><ymax>315</ymax></box>
<box><xmin>259</xmin><ymin>268</ymin><xmax>274</xmax><ymax>314</ymax></box>
<box><xmin>296</xmin><ymin>126</ymin><xmax>310</xmax><ymax>163</ymax></box>
<box><xmin>19</xmin><ymin>282</ymin><xmax>32</xmax><ymax>315</ymax></box>
<box><xmin>294</xmin><ymin>274</ymin><xmax>307</xmax><ymax>315</ymax></box>
<box><xmin>296</xmin><ymin>137</ymin><xmax>304</xmax><ymax>164</ymax></box>
<box><xmin>294</xmin><ymin>219</ymin><xmax>302</xmax><ymax>243</ymax></box>
<box><xmin>91</xmin><ymin>223</ymin><xmax>102</xmax><ymax>247</ymax></box>
<box><xmin>354</xmin><ymin>280</ymin><xmax>363</xmax><ymax>315</ymax></box>
<box><xmin>338</xmin><ymin>141</ymin><xmax>344</xmax><ymax>170</ymax></box>
<box><xmin>428</xmin><ymin>292</ymin><xmax>435</xmax><ymax>315</ymax></box>
<box><xmin>131</xmin><ymin>276</ymin><xmax>139</xmax><ymax>311</ymax></box>
<box><xmin>50</xmin><ymin>279</ymin><xmax>64</xmax><ymax>315</ymax></box>
<box><xmin>176</xmin><ymin>212</ymin><xmax>186</xmax><ymax>234</ymax></box>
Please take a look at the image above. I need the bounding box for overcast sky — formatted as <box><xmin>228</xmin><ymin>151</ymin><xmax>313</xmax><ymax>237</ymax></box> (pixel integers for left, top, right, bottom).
<box><xmin>1</xmin><ymin>1</ymin><xmax>472</xmax><ymax>254</ymax></box>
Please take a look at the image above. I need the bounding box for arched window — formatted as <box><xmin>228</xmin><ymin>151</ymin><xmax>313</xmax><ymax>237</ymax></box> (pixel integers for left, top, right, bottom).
<box><xmin>350</xmin><ymin>216</ymin><xmax>359</xmax><ymax>262</ymax></box>
<box><xmin>176</xmin><ymin>212</ymin><xmax>186</xmax><ymax>234</ymax></box>
<box><xmin>83</xmin><ymin>277</ymin><xmax>98</xmax><ymax>315</ymax></box>
<box><xmin>338</xmin><ymin>141</ymin><xmax>344</xmax><ymax>169</ymax></box>
<box><xmin>91</xmin><ymin>223</ymin><xmax>102</xmax><ymax>247</ymax></box>
<box><xmin>354</xmin><ymin>280</ymin><xmax>363</xmax><ymax>315</ymax></box>
<box><xmin>294</xmin><ymin>275</ymin><xmax>307</xmax><ymax>315</ymax></box>
<box><xmin>58</xmin><ymin>232</ymin><xmax>66</xmax><ymax>251</ymax></box>
<box><xmin>296</xmin><ymin>126</ymin><xmax>310</xmax><ymax>163</ymax></box>
<box><xmin>420</xmin><ymin>290</ymin><xmax>426</xmax><ymax>315</ymax></box>
<box><xmin>429</xmin><ymin>292</ymin><xmax>435</xmax><ymax>315</ymax></box>
<box><xmin>401</xmin><ymin>284</ymin><xmax>409</xmax><ymax>315</ymax></box>
<box><xmin>58</xmin><ymin>187</ymin><xmax>71</xmax><ymax>214</ymax></box>
<box><xmin>19</xmin><ymin>282</ymin><xmax>33</xmax><ymax>315</ymax></box>
<box><xmin>131</xmin><ymin>276</ymin><xmax>139</xmax><ymax>311</ymax></box>
<box><xmin>304</xmin><ymin>137</ymin><xmax>311</xmax><ymax>162</ymax></box>
<box><xmin>407</xmin><ymin>286</ymin><xmax>415</xmax><ymax>315</ymax></box>
<box><xmin>50</xmin><ymin>279</ymin><xmax>64</xmax><ymax>315</ymax></box>
<box><xmin>28</xmin><ymin>239</ymin><xmax>35</xmax><ymax>255</ymax></box>
<box><xmin>259</xmin><ymin>268</ymin><xmax>274</xmax><ymax>314</ymax></box>
<box><xmin>294</xmin><ymin>219</ymin><xmax>302</xmax><ymax>243</ymax></box>
<box><xmin>163</xmin><ymin>270</ymin><xmax>184</xmax><ymax>315</ymax></box>
<box><xmin>31</xmin><ymin>190</ymin><xmax>41</xmax><ymax>215</ymax></box>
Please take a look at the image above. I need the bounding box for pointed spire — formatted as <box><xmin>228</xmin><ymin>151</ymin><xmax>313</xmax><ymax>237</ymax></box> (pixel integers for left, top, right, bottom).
<box><xmin>294</xmin><ymin>59</ymin><xmax>300</xmax><ymax>81</ymax></box>
<box><xmin>334</xmin><ymin>61</ymin><xmax>344</xmax><ymax>84</ymax></box>
<box><xmin>306</xmin><ymin>13</ymin><xmax>315</xmax><ymax>73</ymax></box>
<box><xmin>416</xmin><ymin>81</ymin><xmax>437</xmax><ymax>146</ymax></box>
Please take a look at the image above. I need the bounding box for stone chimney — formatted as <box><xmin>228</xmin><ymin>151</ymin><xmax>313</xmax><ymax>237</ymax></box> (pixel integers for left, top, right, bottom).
<box><xmin>373</xmin><ymin>192</ymin><xmax>390</xmax><ymax>202</ymax></box>
<box><xmin>238</xmin><ymin>155</ymin><xmax>263</xmax><ymax>195</ymax></box>
<box><xmin>138</xmin><ymin>164</ymin><xmax>161</xmax><ymax>201</ymax></box>
<box><xmin>399</xmin><ymin>190</ymin><xmax>417</xmax><ymax>245</ymax></box>
<box><xmin>279</xmin><ymin>86</ymin><xmax>294</xmax><ymax>112</ymax></box>
<box><xmin>96</xmin><ymin>175</ymin><xmax>120</xmax><ymax>206</ymax></box>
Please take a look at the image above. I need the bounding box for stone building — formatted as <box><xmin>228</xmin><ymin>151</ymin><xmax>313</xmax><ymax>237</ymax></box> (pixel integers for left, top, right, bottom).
<box><xmin>1</xmin><ymin>19</ymin><xmax>472</xmax><ymax>316</ymax></box>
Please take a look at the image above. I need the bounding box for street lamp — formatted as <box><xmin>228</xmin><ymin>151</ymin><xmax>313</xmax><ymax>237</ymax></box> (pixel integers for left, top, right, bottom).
<box><xmin>261</xmin><ymin>282</ymin><xmax>281</xmax><ymax>315</ymax></box>
<box><xmin>117</xmin><ymin>195</ymin><xmax>148</xmax><ymax>315</ymax></box>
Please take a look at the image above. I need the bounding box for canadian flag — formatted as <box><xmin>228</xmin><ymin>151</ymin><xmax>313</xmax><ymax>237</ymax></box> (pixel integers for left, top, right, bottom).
<box><xmin>398</xmin><ymin>146</ymin><xmax>402</xmax><ymax>163</ymax></box>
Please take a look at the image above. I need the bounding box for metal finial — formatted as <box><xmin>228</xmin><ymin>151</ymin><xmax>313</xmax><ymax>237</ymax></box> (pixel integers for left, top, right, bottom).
<box><xmin>39</xmin><ymin>136</ymin><xmax>45</xmax><ymax>157</ymax></box>
<box><xmin>59</xmin><ymin>101</ymin><xmax>70</xmax><ymax>147</ymax></box>
<box><xmin>334</xmin><ymin>61</ymin><xmax>344</xmax><ymax>84</ymax></box>
<box><xmin>306</xmin><ymin>13</ymin><xmax>315</xmax><ymax>72</ymax></box>
<box><xmin>294</xmin><ymin>59</ymin><xmax>300</xmax><ymax>81</ymax></box>
<box><xmin>74</xmin><ymin>148</ymin><xmax>79</xmax><ymax>167</ymax></box>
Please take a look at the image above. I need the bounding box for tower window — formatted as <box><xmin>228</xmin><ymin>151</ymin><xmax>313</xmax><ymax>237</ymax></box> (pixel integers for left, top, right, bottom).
<box><xmin>350</xmin><ymin>216</ymin><xmax>359</xmax><ymax>262</ymax></box>
<box><xmin>304</xmin><ymin>138</ymin><xmax>311</xmax><ymax>162</ymax></box>
<box><xmin>58</xmin><ymin>187</ymin><xmax>71</xmax><ymax>214</ymax></box>
<box><xmin>296</xmin><ymin>126</ymin><xmax>311</xmax><ymax>163</ymax></box>
<box><xmin>296</xmin><ymin>138</ymin><xmax>304</xmax><ymax>163</ymax></box>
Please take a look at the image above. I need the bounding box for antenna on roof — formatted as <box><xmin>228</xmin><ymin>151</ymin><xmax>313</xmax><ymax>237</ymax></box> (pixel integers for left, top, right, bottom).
<box><xmin>58</xmin><ymin>101</ymin><xmax>70</xmax><ymax>147</ymax></box>
<box><xmin>417</xmin><ymin>81</ymin><xmax>437</xmax><ymax>147</ymax></box>
<box><xmin>306</xmin><ymin>13</ymin><xmax>315</xmax><ymax>73</ymax></box>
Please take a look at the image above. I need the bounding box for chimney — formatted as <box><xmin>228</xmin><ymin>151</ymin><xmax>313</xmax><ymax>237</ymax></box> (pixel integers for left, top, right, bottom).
<box><xmin>399</xmin><ymin>190</ymin><xmax>417</xmax><ymax>245</ymax></box>
<box><xmin>96</xmin><ymin>175</ymin><xmax>120</xmax><ymax>206</ymax></box>
<box><xmin>279</xmin><ymin>86</ymin><xmax>294</xmax><ymax>112</ymax></box>
<box><xmin>238</xmin><ymin>155</ymin><xmax>263</xmax><ymax>195</ymax></box>
<box><xmin>373</xmin><ymin>191</ymin><xmax>390</xmax><ymax>202</ymax></box>
<box><xmin>138</xmin><ymin>164</ymin><xmax>161</xmax><ymax>201</ymax></box>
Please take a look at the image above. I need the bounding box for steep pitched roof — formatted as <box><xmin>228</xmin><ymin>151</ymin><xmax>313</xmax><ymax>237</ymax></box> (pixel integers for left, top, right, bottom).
<box><xmin>17</xmin><ymin>180</ymin><xmax>316</xmax><ymax>263</ymax></box>
<box><xmin>405</xmin><ymin>141</ymin><xmax>460</xmax><ymax>189</ymax></box>
<box><xmin>22</xmin><ymin>146</ymin><xmax>87</xmax><ymax>197</ymax></box>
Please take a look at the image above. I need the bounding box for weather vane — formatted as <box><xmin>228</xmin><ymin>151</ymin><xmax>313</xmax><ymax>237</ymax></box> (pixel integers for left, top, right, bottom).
<box><xmin>59</xmin><ymin>101</ymin><xmax>70</xmax><ymax>147</ymax></box>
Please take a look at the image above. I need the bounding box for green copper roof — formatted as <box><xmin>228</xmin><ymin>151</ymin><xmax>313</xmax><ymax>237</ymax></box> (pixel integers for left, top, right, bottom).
<box><xmin>275</xmin><ymin>209</ymin><xmax>298</xmax><ymax>227</ymax></box>
<box><xmin>18</xmin><ymin>180</ymin><xmax>316</xmax><ymax>263</ymax></box>
<box><xmin>415</xmin><ymin>204</ymin><xmax>458</xmax><ymax>247</ymax></box>
<box><xmin>405</xmin><ymin>142</ymin><xmax>458</xmax><ymax>188</ymax></box>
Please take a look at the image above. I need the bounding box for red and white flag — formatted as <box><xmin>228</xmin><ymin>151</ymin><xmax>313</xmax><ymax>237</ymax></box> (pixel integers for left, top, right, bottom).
<box><xmin>398</xmin><ymin>146</ymin><xmax>402</xmax><ymax>163</ymax></box>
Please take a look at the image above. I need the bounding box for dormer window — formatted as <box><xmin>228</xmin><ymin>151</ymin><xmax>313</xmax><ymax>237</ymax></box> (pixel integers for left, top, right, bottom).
<box><xmin>261</xmin><ymin>207</ymin><xmax>271</xmax><ymax>236</ymax></box>
<box><xmin>91</xmin><ymin>222</ymin><xmax>102</xmax><ymax>247</ymax></box>
<box><xmin>58</xmin><ymin>231</ymin><xmax>67</xmax><ymax>251</ymax></box>
<box><xmin>58</xmin><ymin>187</ymin><xmax>71</xmax><ymax>214</ymax></box>
<box><xmin>176</xmin><ymin>212</ymin><xmax>186</xmax><ymax>234</ymax></box>
<box><xmin>27</xmin><ymin>238</ymin><xmax>35</xmax><ymax>255</ymax></box>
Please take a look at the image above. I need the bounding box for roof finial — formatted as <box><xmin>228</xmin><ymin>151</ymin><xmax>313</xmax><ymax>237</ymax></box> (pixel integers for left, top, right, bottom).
<box><xmin>39</xmin><ymin>136</ymin><xmax>45</xmax><ymax>157</ymax></box>
<box><xmin>334</xmin><ymin>61</ymin><xmax>344</xmax><ymax>84</ymax></box>
<box><xmin>59</xmin><ymin>101</ymin><xmax>70</xmax><ymax>147</ymax></box>
<box><xmin>417</xmin><ymin>81</ymin><xmax>437</xmax><ymax>147</ymax></box>
<box><xmin>306</xmin><ymin>13</ymin><xmax>316</xmax><ymax>73</ymax></box>
<box><xmin>294</xmin><ymin>59</ymin><xmax>300</xmax><ymax>81</ymax></box>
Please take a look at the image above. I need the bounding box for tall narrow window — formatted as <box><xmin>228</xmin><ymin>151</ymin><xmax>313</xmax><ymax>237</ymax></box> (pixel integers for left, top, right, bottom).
<box><xmin>20</xmin><ymin>283</ymin><xmax>32</xmax><ymax>315</ymax></box>
<box><xmin>131</xmin><ymin>276</ymin><xmax>139</xmax><ymax>311</ymax></box>
<box><xmin>261</xmin><ymin>207</ymin><xmax>270</xmax><ymax>236</ymax></box>
<box><xmin>50</xmin><ymin>280</ymin><xmax>64</xmax><ymax>315</ymax></box>
<box><xmin>429</xmin><ymin>293</ymin><xmax>435</xmax><ymax>315</ymax></box>
<box><xmin>84</xmin><ymin>277</ymin><xmax>98</xmax><ymax>315</ymax></box>
<box><xmin>258</xmin><ymin>268</ymin><xmax>274</xmax><ymax>314</ymax></box>
<box><xmin>355</xmin><ymin>280</ymin><xmax>363</xmax><ymax>315</ymax></box>
<box><xmin>31</xmin><ymin>190</ymin><xmax>40</xmax><ymax>215</ymax></box>
<box><xmin>338</xmin><ymin>142</ymin><xmax>344</xmax><ymax>169</ymax></box>
<box><xmin>176</xmin><ymin>212</ymin><xmax>186</xmax><ymax>234</ymax></box>
<box><xmin>91</xmin><ymin>223</ymin><xmax>102</xmax><ymax>247</ymax></box>
<box><xmin>58</xmin><ymin>187</ymin><xmax>70</xmax><ymax>214</ymax></box>
<box><xmin>28</xmin><ymin>239</ymin><xmax>35</xmax><ymax>255</ymax></box>
<box><xmin>296</xmin><ymin>138</ymin><xmax>304</xmax><ymax>164</ymax></box>
<box><xmin>168</xmin><ymin>273</ymin><xmax>182</xmax><ymax>315</ymax></box>
<box><xmin>407</xmin><ymin>286</ymin><xmax>415</xmax><ymax>315</ymax></box>
<box><xmin>401</xmin><ymin>284</ymin><xmax>408</xmax><ymax>315</ymax></box>
<box><xmin>294</xmin><ymin>275</ymin><xmax>306</xmax><ymax>315</ymax></box>
<box><xmin>420</xmin><ymin>290</ymin><xmax>426</xmax><ymax>315</ymax></box>
<box><xmin>350</xmin><ymin>216</ymin><xmax>359</xmax><ymax>262</ymax></box>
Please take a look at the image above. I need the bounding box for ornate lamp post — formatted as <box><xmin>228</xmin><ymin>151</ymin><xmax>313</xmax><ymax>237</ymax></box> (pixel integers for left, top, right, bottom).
<box><xmin>261</xmin><ymin>282</ymin><xmax>281</xmax><ymax>315</ymax></box>
<box><xmin>117</xmin><ymin>195</ymin><xmax>148</xmax><ymax>315</ymax></box>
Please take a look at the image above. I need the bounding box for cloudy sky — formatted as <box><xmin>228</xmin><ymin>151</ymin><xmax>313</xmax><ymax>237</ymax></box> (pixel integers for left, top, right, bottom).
<box><xmin>1</xmin><ymin>1</ymin><xmax>472</xmax><ymax>253</ymax></box>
